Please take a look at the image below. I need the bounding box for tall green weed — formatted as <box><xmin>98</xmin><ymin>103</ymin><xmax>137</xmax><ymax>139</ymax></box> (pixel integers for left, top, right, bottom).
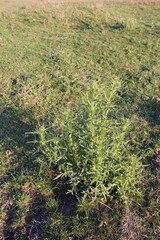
<box><xmin>36</xmin><ymin>79</ymin><xmax>143</xmax><ymax>206</ymax></box>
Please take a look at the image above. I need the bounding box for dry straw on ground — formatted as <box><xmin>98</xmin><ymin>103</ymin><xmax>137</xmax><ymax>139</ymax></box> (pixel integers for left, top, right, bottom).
<box><xmin>1</xmin><ymin>0</ymin><xmax>160</xmax><ymax>9</ymax></box>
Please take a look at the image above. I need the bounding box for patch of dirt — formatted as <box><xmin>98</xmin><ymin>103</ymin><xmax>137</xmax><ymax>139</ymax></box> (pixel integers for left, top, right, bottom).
<box><xmin>0</xmin><ymin>191</ymin><xmax>46</xmax><ymax>240</ymax></box>
<box><xmin>21</xmin><ymin>194</ymin><xmax>47</xmax><ymax>240</ymax></box>
<box><xmin>59</xmin><ymin>194</ymin><xmax>77</xmax><ymax>217</ymax></box>
<box><xmin>0</xmin><ymin>198</ymin><xmax>16</xmax><ymax>240</ymax></box>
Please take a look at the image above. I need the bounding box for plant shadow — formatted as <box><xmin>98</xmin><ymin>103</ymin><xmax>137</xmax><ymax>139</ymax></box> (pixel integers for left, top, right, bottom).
<box><xmin>0</xmin><ymin>107</ymin><xmax>35</xmax><ymax>150</ymax></box>
<box><xmin>139</xmin><ymin>98</ymin><xmax>160</xmax><ymax>127</ymax></box>
<box><xmin>72</xmin><ymin>19</ymin><xmax>95</xmax><ymax>31</ymax></box>
<box><xmin>0</xmin><ymin>107</ymin><xmax>36</xmax><ymax>170</ymax></box>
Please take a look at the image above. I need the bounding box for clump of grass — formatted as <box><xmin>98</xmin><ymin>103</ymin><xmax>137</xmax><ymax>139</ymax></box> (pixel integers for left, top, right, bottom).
<box><xmin>123</xmin><ymin>17</ymin><xmax>139</xmax><ymax>30</ymax></box>
<box><xmin>113</xmin><ymin>16</ymin><xmax>139</xmax><ymax>31</ymax></box>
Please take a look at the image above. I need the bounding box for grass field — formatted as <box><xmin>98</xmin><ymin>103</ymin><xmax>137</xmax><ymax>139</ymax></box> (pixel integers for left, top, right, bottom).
<box><xmin>0</xmin><ymin>0</ymin><xmax>160</xmax><ymax>239</ymax></box>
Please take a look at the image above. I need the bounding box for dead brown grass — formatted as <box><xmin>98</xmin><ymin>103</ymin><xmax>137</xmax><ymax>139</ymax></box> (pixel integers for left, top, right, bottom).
<box><xmin>1</xmin><ymin>0</ymin><xmax>160</xmax><ymax>10</ymax></box>
<box><xmin>121</xmin><ymin>208</ymin><xmax>143</xmax><ymax>240</ymax></box>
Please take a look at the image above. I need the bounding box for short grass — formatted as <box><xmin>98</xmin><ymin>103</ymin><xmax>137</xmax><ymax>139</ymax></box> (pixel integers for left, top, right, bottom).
<box><xmin>0</xmin><ymin>1</ymin><xmax>160</xmax><ymax>239</ymax></box>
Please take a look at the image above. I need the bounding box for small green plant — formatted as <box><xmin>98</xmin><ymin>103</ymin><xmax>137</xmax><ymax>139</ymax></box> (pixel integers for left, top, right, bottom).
<box><xmin>37</xmin><ymin>79</ymin><xmax>143</xmax><ymax>206</ymax></box>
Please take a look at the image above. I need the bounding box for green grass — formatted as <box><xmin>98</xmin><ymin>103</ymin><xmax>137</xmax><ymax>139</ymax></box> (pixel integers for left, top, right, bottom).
<box><xmin>0</xmin><ymin>1</ymin><xmax>160</xmax><ymax>239</ymax></box>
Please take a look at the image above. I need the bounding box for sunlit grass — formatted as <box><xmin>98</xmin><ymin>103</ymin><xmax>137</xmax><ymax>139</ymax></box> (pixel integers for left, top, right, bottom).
<box><xmin>0</xmin><ymin>1</ymin><xmax>160</xmax><ymax>239</ymax></box>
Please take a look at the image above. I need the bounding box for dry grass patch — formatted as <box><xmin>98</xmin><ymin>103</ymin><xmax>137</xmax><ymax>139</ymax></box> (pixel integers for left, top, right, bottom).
<box><xmin>1</xmin><ymin>0</ymin><xmax>160</xmax><ymax>10</ymax></box>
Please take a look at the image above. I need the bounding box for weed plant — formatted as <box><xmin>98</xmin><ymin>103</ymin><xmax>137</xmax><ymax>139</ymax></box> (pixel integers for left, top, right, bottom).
<box><xmin>37</xmin><ymin>80</ymin><xmax>143</xmax><ymax>206</ymax></box>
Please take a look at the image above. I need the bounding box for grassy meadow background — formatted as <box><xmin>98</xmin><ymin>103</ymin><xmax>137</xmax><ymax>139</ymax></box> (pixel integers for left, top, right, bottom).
<box><xmin>0</xmin><ymin>0</ymin><xmax>160</xmax><ymax>239</ymax></box>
